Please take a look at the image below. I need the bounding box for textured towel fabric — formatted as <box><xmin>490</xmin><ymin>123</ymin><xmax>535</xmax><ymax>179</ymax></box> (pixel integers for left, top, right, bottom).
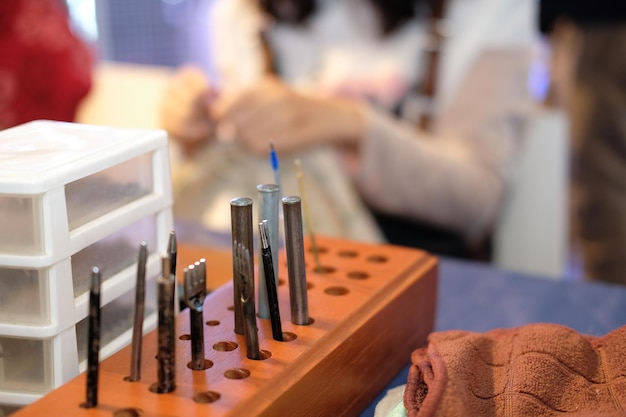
<box><xmin>404</xmin><ymin>324</ymin><xmax>626</xmax><ymax>417</ymax></box>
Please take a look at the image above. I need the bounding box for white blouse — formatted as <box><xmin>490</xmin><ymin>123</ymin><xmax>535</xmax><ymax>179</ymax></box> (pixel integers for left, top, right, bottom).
<box><xmin>209</xmin><ymin>0</ymin><xmax>537</xmax><ymax>240</ymax></box>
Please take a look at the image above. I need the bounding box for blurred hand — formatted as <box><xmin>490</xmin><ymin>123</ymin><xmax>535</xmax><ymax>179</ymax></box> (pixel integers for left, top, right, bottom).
<box><xmin>160</xmin><ymin>66</ymin><xmax>217</xmax><ymax>152</ymax></box>
<box><xmin>212</xmin><ymin>76</ymin><xmax>364</xmax><ymax>155</ymax></box>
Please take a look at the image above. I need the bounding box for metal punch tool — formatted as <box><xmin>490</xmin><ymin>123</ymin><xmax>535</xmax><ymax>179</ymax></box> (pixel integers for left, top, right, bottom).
<box><xmin>183</xmin><ymin>259</ymin><xmax>207</xmax><ymax>370</ymax></box>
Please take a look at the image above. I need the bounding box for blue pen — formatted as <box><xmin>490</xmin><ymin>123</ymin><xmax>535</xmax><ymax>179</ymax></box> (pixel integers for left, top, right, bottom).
<box><xmin>269</xmin><ymin>141</ymin><xmax>281</xmax><ymax>191</ymax></box>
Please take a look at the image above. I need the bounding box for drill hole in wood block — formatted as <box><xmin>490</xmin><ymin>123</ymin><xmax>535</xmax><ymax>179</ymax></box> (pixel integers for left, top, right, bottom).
<box><xmin>366</xmin><ymin>254</ymin><xmax>388</xmax><ymax>263</ymax></box>
<box><xmin>148</xmin><ymin>382</ymin><xmax>175</xmax><ymax>394</ymax></box>
<box><xmin>312</xmin><ymin>265</ymin><xmax>335</xmax><ymax>274</ymax></box>
<box><xmin>324</xmin><ymin>286</ymin><xmax>350</xmax><ymax>296</ymax></box>
<box><xmin>223</xmin><ymin>368</ymin><xmax>250</xmax><ymax>380</ymax></box>
<box><xmin>280</xmin><ymin>332</ymin><xmax>297</xmax><ymax>342</ymax></box>
<box><xmin>193</xmin><ymin>391</ymin><xmax>221</xmax><ymax>404</ymax></box>
<box><xmin>347</xmin><ymin>271</ymin><xmax>370</xmax><ymax>280</ymax></box>
<box><xmin>185</xmin><ymin>359</ymin><xmax>213</xmax><ymax>370</ymax></box>
<box><xmin>112</xmin><ymin>407</ymin><xmax>143</xmax><ymax>416</ymax></box>
<box><xmin>308</xmin><ymin>246</ymin><xmax>328</xmax><ymax>254</ymax></box>
<box><xmin>213</xmin><ymin>341</ymin><xmax>238</xmax><ymax>352</ymax></box>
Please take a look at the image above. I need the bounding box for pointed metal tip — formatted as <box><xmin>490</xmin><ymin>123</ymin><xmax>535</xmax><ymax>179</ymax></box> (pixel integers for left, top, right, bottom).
<box><xmin>138</xmin><ymin>241</ymin><xmax>148</xmax><ymax>260</ymax></box>
<box><xmin>91</xmin><ymin>266</ymin><xmax>101</xmax><ymax>293</ymax></box>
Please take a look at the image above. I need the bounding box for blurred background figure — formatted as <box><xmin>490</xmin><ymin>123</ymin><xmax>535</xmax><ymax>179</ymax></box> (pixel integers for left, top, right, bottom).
<box><xmin>540</xmin><ymin>0</ymin><xmax>626</xmax><ymax>284</ymax></box>
<box><xmin>0</xmin><ymin>0</ymin><xmax>93</xmax><ymax>130</ymax></box>
<box><xmin>161</xmin><ymin>0</ymin><xmax>536</xmax><ymax>260</ymax></box>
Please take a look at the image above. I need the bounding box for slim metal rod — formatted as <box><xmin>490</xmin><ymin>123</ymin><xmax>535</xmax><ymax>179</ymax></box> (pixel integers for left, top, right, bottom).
<box><xmin>242</xmin><ymin>298</ymin><xmax>261</xmax><ymax>359</ymax></box>
<box><xmin>282</xmin><ymin>196</ymin><xmax>310</xmax><ymax>325</ymax></box>
<box><xmin>129</xmin><ymin>241</ymin><xmax>147</xmax><ymax>382</ymax></box>
<box><xmin>155</xmin><ymin>255</ymin><xmax>176</xmax><ymax>393</ymax></box>
<box><xmin>167</xmin><ymin>231</ymin><xmax>177</xmax><ymax>278</ymax></box>
<box><xmin>84</xmin><ymin>266</ymin><xmax>101</xmax><ymax>408</ymax></box>
<box><xmin>259</xmin><ymin>220</ymin><xmax>283</xmax><ymax>340</ymax></box>
<box><xmin>189</xmin><ymin>310</ymin><xmax>204</xmax><ymax>368</ymax></box>
<box><xmin>197</xmin><ymin>258</ymin><xmax>206</xmax><ymax>284</ymax></box>
<box><xmin>230</xmin><ymin>197</ymin><xmax>254</xmax><ymax>335</ymax></box>
<box><xmin>236</xmin><ymin>242</ymin><xmax>261</xmax><ymax>360</ymax></box>
<box><xmin>185</xmin><ymin>260</ymin><xmax>206</xmax><ymax>371</ymax></box>
<box><xmin>256</xmin><ymin>184</ymin><xmax>280</xmax><ymax>319</ymax></box>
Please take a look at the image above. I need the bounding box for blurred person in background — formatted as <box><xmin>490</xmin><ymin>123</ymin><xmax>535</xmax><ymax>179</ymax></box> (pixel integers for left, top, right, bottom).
<box><xmin>540</xmin><ymin>0</ymin><xmax>626</xmax><ymax>284</ymax></box>
<box><xmin>162</xmin><ymin>0</ymin><xmax>535</xmax><ymax>260</ymax></box>
<box><xmin>0</xmin><ymin>0</ymin><xmax>93</xmax><ymax>130</ymax></box>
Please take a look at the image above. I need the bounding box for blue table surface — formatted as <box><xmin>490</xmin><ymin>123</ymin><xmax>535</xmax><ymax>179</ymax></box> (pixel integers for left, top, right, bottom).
<box><xmin>359</xmin><ymin>256</ymin><xmax>626</xmax><ymax>417</ymax></box>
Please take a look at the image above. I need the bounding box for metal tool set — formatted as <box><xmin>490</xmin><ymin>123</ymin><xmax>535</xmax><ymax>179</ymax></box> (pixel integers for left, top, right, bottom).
<box><xmin>2</xmin><ymin>122</ymin><xmax>438</xmax><ymax>416</ymax></box>
<box><xmin>13</xmin><ymin>221</ymin><xmax>437</xmax><ymax>416</ymax></box>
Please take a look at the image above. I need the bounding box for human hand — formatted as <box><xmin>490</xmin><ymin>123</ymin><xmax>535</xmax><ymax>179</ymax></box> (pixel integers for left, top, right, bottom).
<box><xmin>160</xmin><ymin>66</ymin><xmax>217</xmax><ymax>152</ymax></box>
<box><xmin>213</xmin><ymin>77</ymin><xmax>365</xmax><ymax>155</ymax></box>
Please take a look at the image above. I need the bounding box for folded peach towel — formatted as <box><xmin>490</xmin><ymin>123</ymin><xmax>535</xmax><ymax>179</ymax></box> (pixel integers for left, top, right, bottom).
<box><xmin>404</xmin><ymin>324</ymin><xmax>626</xmax><ymax>417</ymax></box>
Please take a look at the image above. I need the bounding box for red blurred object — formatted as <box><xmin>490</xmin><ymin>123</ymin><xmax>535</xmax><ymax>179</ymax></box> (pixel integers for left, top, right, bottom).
<box><xmin>0</xmin><ymin>0</ymin><xmax>93</xmax><ymax>129</ymax></box>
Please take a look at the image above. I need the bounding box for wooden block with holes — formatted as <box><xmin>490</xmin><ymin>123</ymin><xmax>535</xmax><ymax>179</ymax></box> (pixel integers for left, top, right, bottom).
<box><xmin>13</xmin><ymin>236</ymin><xmax>437</xmax><ymax>417</ymax></box>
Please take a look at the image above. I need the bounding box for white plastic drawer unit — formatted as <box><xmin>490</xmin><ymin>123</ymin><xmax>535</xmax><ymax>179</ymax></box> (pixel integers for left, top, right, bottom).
<box><xmin>0</xmin><ymin>121</ymin><xmax>174</xmax><ymax>407</ymax></box>
<box><xmin>70</xmin><ymin>213</ymin><xmax>158</xmax><ymax>299</ymax></box>
<box><xmin>0</xmin><ymin>334</ymin><xmax>54</xmax><ymax>393</ymax></box>
<box><xmin>0</xmin><ymin>120</ymin><xmax>172</xmax><ymax>262</ymax></box>
<box><xmin>0</xmin><ymin>266</ymin><xmax>50</xmax><ymax>325</ymax></box>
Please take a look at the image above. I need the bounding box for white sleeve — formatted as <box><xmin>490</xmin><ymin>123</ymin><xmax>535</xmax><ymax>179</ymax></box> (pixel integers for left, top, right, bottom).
<box><xmin>352</xmin><ymin>47</ymin><xmax>532</xmax><ymax>241</ymax></box>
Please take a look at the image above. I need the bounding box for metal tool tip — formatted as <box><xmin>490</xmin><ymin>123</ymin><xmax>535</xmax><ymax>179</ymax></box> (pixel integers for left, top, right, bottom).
<box><xmin>230</xmin><ymin>196</ymin><xmax>253</xmax><ymax>206</ymax></box>
<box><xmin>91</xmin><ymin>267</ymin><xmax>101</xmax><ymax>293</ymax></box>
<box><xmin>282</xmin><ymin>195</ymin><xmax>301</xmax><ymax>205</ymax></box>
<box><xmin>167</xmin><ymin>231</ymin><xmax>177</xmax><ymax>253</ymax></box>
<box><xmin>259</xmin><ymin>220</ymin><xmax>270</xmax><ymax>248</ymax></box>
<box><xmin>138</xmin><ymin>241</ymin><xmax>148</xmax><ymax>259</ymax></box>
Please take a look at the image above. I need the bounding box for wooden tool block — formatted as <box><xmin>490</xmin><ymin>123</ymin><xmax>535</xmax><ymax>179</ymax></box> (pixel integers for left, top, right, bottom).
<box><xmin>13</xmin><ymin>236</ymin><xmax>438</xmax><ymax>417</ymax></box>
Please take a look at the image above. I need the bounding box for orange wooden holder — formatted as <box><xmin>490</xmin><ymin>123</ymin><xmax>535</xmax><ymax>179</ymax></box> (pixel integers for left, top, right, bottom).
<box><xmin>14</xmin><ymin>236</ymin><xmax>437</xmax><ymax>417</ymax></box>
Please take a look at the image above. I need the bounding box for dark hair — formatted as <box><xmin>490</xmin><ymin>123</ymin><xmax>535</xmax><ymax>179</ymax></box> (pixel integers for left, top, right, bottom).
<box><xmin>260</xmin><ymin>0</ymin><xmax>421</xmax><ymax>36</ymax></box>
<box><xmin>539</xmin><ymin>0</ymin><xmax>626</xmax><ymax>34</ymax></box>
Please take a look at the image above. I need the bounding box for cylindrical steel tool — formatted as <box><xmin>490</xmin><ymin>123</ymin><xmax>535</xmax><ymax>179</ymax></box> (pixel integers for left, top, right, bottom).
<box><xmin>129</xmin><ymin>241</ymin><xmax>147</xmax><ymax>382</ymax></box>
<box><xmin>84</xmin><ymin>266</ymin><xmax>101</xmax><ymax>408</ymax></box>
<box><xmin>155</xmin><ymin>255</ymin><xmax>176</xmax><ymax>393</ymax></box>
<box><xmin>282</xmin><ymin>196</ymin><xmax>310</xmax><ymax>325</ymax></box>
<box><xmin>256</xmin><ymin>184</ymin><xmax>280</xmax><ymax>319</ymax></box>
<box><xmin>230</xmin><ymin>197</ymin><xmax>254</xmax><ymax>335</ymax></box>
<box><xmin>259</xmin><ymin>220</ymin><xmax>283</xmax><ymax>340</ymax></box>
